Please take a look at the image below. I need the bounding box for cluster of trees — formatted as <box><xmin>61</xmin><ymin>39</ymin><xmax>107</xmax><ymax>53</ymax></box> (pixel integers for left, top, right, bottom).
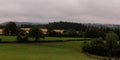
<box><xmin>82</xmin><ymin>32</ymin><xmax>120</xmax><ymax>59</ymax></box>
<box><xmin>4</xmin><ymin>22</ymin><xmax>18</xmax><ymax>35</ymax></box>
<box><xmin>47</xmin><ymin>29</ymin><xmax>80</xmax><ymax>37</ymax></box>
<box><xmin>2</xmin><ymin>22</ymin><xmax>44</xmax><ymax>42</ymax></box>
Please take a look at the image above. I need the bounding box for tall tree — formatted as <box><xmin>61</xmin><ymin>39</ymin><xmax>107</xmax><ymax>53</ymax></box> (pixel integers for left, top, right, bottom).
<box><xmin>29</xmin><ymin>26</ymin><xmax>42</xmax><ymax>42</ymax></box>
<box><xmin>105</xmin><ymin>32</ymin><xmax>119</xmax><ymax>60</ymax></box>
<box><xmin>4</xmin><ymin>22</ymin><xmax>17</xmax><ymax>35</ymax></box>
<box><xmin>85</xmin><ymin>27</ymin><xmax>99</xmax><ymax>38</ymax></box>
<box><xmin>63</xmin><ymin>29</ymin><xmax>78</xmax><ymax>37</ymax></box>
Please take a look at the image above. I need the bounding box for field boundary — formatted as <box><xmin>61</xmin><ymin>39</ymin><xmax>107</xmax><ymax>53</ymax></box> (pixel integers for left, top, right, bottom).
<box><xmin>0</xmin><ymin>39</ymin><xmax>92</xmax><ymax>43</ymax></box>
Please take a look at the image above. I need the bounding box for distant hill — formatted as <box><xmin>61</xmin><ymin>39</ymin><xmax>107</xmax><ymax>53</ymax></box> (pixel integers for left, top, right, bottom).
<box><xmin>1</xmin><ymin>21</ymin><xmax>47</xmax><ymax>25</ymax></box>
<box><xmin>1</xmin><ymin>21</ymin><xmax>120</xmax><ymax>29</ymax></box>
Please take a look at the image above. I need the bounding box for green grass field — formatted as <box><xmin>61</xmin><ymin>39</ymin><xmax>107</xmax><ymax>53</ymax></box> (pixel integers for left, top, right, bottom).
<box><xmin>0</xmin><ymin>36</ymin><xmax>96</xmax><ymax>60</ymax></box>
<box><xmin>0</xmin><ymin>36</ymin><xmax>91</xmax><ymax>41</ymax></box>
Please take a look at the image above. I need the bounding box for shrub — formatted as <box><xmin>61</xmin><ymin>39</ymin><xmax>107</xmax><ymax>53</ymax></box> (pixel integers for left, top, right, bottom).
<box><xmin>17</xmin><ymin>34</ymin><xmax>22</xmax><ymax>42</ymax></box>
<box><xmin>16</xmin><ymin>31</ymin><xmax>29</xmax><ymax>42</ymax></box>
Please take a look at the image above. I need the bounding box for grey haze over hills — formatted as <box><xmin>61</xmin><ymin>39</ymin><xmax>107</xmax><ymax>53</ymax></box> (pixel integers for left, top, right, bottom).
<box><xmin>0</xmin><ymin>21</ymin><xmax>47</xmax><ymax>25</ymax></box>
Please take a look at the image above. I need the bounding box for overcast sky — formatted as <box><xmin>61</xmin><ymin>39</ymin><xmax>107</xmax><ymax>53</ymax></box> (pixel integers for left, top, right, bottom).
<box><xmin>0</xmin><ymin>0</ymin><xmax>120</xmax><ymax>24</ymax></box>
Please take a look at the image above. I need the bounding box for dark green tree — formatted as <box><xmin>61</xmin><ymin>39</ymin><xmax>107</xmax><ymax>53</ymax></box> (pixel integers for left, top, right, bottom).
<box><xmin>113</xmin><ymin>28</ymin><xmax>120</xmax><ymax>39</ymax></box>
<box><xmin>4</xmin><ymin>22</ymin><xmax>17</xmax><ymax>35</ymax></box>
<box><xmin>29</xmin><ymin>26</ymin><xmax>42</xmax><ymax>42</ymax></box>
<box><xmin>98</xmin><ymin>31</ymin><xmax>106</xmax><ymax>39</ymax></box>
<box><xmin>63</xmin><ymin>29</ymin><xmax>78</xmax><ymax>37</ymax></box>
<box><xmin>105</xmin><ymin>32</ymin><xmax>119</xmax><ymax>60</ymax></box>
<box><xmin>17</xmin><ymin>30</ymin><xmax>28</xmax><ymax>42</ymax></box>
<box><xmin>85</xmin><ymin>27</ymin><xmax>99</xmax><ymax>38</ymax></box>
<box><xmin>82</xmin><ymin>32</ymin><xmax>120</xmax><ymax>59</ymax></box>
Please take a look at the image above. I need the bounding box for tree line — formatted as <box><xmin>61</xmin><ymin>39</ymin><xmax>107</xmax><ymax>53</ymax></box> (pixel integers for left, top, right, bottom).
<box><xmin>0</xmin><ymin>21</ymin><xmax>120</xmax><ymax>39</ymax></box>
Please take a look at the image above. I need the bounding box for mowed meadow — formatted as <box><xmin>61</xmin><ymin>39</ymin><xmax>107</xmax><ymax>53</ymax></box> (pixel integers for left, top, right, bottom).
<box><xmin>0</xmin><ymin>36</ymin><xmax>96</xmax><ymax>60</ymax></box>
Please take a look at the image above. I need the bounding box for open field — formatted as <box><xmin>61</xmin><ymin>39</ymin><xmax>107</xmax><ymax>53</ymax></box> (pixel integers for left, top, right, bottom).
<box><xmin>0</xmin><ymin>42</ymin><xmax>96</xmax><ymax>60</ymax></box>
<box><xmin>0</xmin><ymin>36</ymin><xmax>96</xmax><ymax>60</ymax></box>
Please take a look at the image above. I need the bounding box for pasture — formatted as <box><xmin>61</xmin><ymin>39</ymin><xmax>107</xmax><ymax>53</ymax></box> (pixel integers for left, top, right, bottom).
<box><xmin>0</xmin><ymin>36</ymin><xmax>96</xmax><ymax>60</ymax></box>
<box><xmin>0</xmin><ymin>36</ymin><xmax>91</xmax><ymax>41</ymax></box>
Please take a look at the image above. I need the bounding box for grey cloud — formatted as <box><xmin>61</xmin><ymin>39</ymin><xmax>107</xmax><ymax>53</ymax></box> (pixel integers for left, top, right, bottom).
<box><xmin>0</xmin><ymin>0</ymin><xmax>120</xmax><ymax>24</ymax></box>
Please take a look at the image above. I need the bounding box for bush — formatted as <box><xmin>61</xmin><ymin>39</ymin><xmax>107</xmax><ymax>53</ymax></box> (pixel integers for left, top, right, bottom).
<box><xmin>16</xmin><ymin>31</ymin><xmax>29</xmax><ymax>42</ymax></box>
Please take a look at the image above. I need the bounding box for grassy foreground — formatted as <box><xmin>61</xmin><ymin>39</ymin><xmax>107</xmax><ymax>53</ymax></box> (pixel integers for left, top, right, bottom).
<box><xmin>0</xmin><ymin>36</ymin><xmax>96</xmax><ymax>60</ymax></box>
